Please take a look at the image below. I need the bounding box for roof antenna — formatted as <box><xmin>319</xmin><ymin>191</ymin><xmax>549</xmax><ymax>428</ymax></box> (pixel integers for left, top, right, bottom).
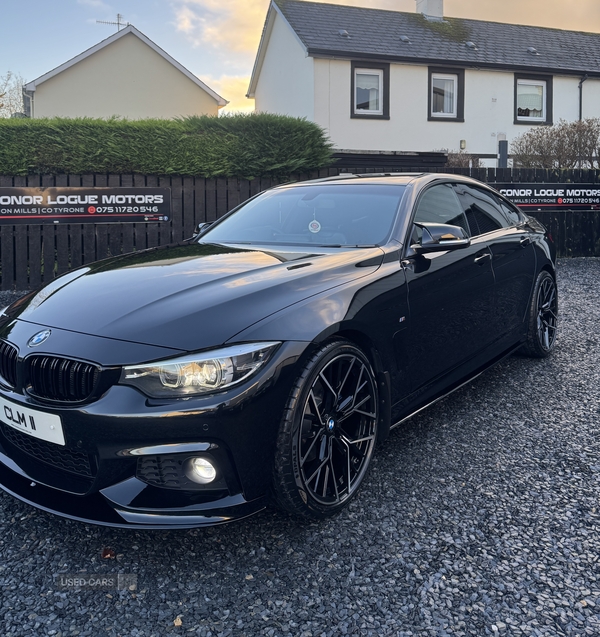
<box><xmin>96</xmin><ymin>14</ymin><xmax>130</xmax><ymax>32</ymax></box>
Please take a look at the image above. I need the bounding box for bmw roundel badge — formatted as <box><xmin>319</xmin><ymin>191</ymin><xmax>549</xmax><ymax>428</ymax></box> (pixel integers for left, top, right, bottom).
<box><xmin>28</xmin><ymin>329</ymin><xmax>51</xmax><ymax>347</ymax></box>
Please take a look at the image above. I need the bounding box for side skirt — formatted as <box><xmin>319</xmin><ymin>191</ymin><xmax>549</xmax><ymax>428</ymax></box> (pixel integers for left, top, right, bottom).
<box><xmin>390</xmin><ymin>343</ymin><xmax>522</xmax><ymax>431</ymax></box>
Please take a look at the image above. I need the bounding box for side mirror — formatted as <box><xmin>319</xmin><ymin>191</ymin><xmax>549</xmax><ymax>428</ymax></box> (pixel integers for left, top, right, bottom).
<box><xmin>193</xmin><ymin>222</ymin><xmax>212</xmax><ymax>238</ymax></box>
<box><xmin>412</xmin><ymin>222</ymin><xmax>471</xmax><ymax>254</ymax></box>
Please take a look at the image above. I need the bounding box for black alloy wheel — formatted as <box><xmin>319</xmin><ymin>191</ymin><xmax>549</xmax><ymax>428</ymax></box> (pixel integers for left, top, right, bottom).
<box><xmin>522</xmin><ymin>270</ymin><xmax>558</xmax><ymax>358</ymax></box>
<box><xmin>273</xmin><ymin>341</ymin><xmax>379</xmax><ymax>518</ymax></box>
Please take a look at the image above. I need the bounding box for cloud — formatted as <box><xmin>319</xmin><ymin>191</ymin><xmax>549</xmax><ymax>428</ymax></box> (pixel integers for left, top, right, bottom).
<box><xmin>172</xmin><ymin>0</ymin><xmax>269</xmax><ymax>54</ymax></box>
<box><xmin>203</xmin><ymin>74</ymin><xmax>254</xmax><ymax>114</ymax></box>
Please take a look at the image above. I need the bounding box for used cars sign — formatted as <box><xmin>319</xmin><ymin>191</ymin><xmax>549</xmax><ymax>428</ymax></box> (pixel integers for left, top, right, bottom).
<box><xmin>0</xmin><ymin>187</ymin><xmax>171</xmax><ymax>224</ymax></box>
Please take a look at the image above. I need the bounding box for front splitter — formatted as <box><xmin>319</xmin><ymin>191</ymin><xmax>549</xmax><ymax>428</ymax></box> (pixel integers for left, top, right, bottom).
<box><xmin>0</xmin><ymin>451</ymin><xmax>267</xmax><ymax>529</ymax></box>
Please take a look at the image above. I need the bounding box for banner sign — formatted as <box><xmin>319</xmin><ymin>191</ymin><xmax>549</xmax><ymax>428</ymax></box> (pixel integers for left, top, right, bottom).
<box><xmin>0</xmin><ymin>187</ymin><xmax>171</xmax><ymax>224</ymax></box>
<box><xmin>495</xmin><ymin>184</ymin><xmax>600</xmax><ymax>210</ymax></box>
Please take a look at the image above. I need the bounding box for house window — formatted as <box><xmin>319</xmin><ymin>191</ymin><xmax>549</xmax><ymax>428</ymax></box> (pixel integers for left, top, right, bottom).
<box><xmin>356</xmin><ymin>69</ymin><xmax>382</xmax><ymax>113</ymax></box>
<box><xmin>428</xmin><ymin>68</ymin><xmax>464</xmax><ymax>122</ymax></box>
<box><xmin>517</xmin><ymin>80</ymin><xmax>545</xmax><ymax>120</ymax></box>
<box><xmin>514</xmin><ymin>75</ymin><xmax>553</xmax><ymax>125</ymax></box>
<box><xmin>351</xmin><ymin>62</ymin><xmax>389</xmax><ymax>119</ymax></box>
<box><xmin>432</xmin><ymin>74</ymin><xmax>457</xmax><ymax>117</ymax></box>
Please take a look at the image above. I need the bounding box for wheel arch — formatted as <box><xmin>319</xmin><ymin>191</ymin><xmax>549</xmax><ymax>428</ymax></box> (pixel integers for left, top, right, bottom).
<box><xmin>540</xmin><ymin>263</ymin><xmax>557</xmax><ymax>281</ymax></box>
<box><xmin>322</xmin><ymin>328</ymin><xmax>392</xmax><ymax>444</ymax></box>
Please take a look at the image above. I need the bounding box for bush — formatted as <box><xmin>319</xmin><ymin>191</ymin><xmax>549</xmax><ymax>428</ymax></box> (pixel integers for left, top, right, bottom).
<box><xmin>511</xmin><ymin>118</ymin><xmax>600</xmax><ymax>169</ymax></box>
<box><xmin>0</xmin><ymin>113</ymin><xmax>334</xmax><ymax>178</ymax></box>
<box><xmin>444</xmin><ymin>150</ymin><xmax>483</xmax><ymax>168</ymax></box>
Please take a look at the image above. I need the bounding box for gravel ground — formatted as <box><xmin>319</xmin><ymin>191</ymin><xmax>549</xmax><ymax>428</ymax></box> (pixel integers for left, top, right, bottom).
<box><xmin>0</xmin><ymin>258</ymin><xmax>599</xmax><ymax>637</ymax></box>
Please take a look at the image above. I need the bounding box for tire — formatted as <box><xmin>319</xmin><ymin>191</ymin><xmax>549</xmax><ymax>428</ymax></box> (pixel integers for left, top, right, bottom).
<box><xmin>521</xmin><ymin>270</ymin><xmax>558</xmax><ymax>358</ymax></box>
<box><xmin>272</xmin><ymin>340</ymin><xmax>379</xmax><ymax>519</ymax></box>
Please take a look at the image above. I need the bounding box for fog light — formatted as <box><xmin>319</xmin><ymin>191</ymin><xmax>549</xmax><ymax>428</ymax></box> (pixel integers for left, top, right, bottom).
<box><xmin>184</xmin><ymin>457</ymin><xmax>217</xmax><ymax>484</ymax></box>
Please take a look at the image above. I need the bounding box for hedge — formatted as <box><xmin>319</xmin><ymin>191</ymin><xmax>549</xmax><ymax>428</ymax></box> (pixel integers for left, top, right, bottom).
<box><xmin>0</xmin><ymin>113</ymin><xmax>334</xmax><ymax>178</ymax></box>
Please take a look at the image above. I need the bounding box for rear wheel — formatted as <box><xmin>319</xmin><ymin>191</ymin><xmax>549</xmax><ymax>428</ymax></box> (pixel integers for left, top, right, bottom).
<box><xmin>273</xmin><ymin>341</ymin><xmax>379</xmax><ymax>519</ymax></box>
<box><xmin>521</xmin><ymin>270</ymin><xmax>558</xmax><ymax>358</ymax></box>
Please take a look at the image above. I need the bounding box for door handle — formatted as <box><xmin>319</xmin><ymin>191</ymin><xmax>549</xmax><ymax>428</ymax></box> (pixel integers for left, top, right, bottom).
<box><xmin>520</xmin><ymin>236</ymin><xmax>532</xmax><ymax>247</ymax></box>
<box><xmin>474</xmin><ymin>252</ymin><xmax>491</xmax><ymax>265</ymax></box>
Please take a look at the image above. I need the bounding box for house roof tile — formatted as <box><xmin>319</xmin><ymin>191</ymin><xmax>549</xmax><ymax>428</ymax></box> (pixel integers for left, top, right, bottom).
<box><xmin>274</xmin><ymin>0</ymin><xmax>600</xmax><ymax>75</ymax></box>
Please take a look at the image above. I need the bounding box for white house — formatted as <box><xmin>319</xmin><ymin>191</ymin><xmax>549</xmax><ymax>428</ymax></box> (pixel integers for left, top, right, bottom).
<box><xmin>24</xmin><ymin>25</ymin><xmax>227</xmax><ymax>119</ymax></box>
<box><xmin>248</xmin><ymin>0</ymin><xmax>600</xmax><ymax>166</ymax></box>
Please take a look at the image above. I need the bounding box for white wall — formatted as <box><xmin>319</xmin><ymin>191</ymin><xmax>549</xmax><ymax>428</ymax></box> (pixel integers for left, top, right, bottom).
<box><xmin>32</xmin><ymin>33</ymin><xmax>220</xmax><ymax>119</ymax></box>
<box><xmin>254</xmin><ymin>12</ymin><xmax>314</xmax><ymax>119</ymax></box>
<box><xmin>582</xmin><ymin>78</ymin><xmax>600</xmax><ymax>120</ymax></box>
<box><xmin>312</xmin><ymin>60</ymin><xmax>600</xmax><ymax>160</ymax></box>
<box><xmin>554</xmin><ymin>76</ymin><xmax>580</xmax><ymax>122</ymax></box>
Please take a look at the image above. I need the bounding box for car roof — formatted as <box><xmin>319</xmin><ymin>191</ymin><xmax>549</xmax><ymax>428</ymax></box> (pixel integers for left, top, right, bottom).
<box><xmin>275</xmin><ymin>173</ymin><xmax>490</xmax><ymax>188</ymax></box>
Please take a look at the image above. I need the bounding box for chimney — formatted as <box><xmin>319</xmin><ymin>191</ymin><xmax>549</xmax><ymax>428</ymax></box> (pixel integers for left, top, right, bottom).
<box><xmin>416</xmin><ymin>0</ymin><xmax>444</xmax><ymax>21</ymax></box>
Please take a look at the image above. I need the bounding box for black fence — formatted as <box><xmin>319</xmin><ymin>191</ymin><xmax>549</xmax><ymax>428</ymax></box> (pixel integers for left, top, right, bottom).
<box><xmin>0</xmin><ymin>167</ymin><xmax>599</xmax><ymax>290</ymax></box>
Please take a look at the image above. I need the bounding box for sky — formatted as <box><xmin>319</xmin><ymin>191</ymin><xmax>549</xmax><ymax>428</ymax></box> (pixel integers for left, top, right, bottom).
<box><xmin>2</xmin><ymin>0</ymin><xmax>600</xmax><ymax>114</ymax></box>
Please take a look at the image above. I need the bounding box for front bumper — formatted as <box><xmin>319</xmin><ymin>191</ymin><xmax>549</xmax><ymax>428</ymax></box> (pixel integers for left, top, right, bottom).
<box><xmin>0</xmin><ymin>450</ymin><xmax>267</xmax><ymax>528</ymax></box>
<box><xmin>0</xmin><ymin>340</ymin><xmax>308</xmax><ymax>528</ymax></box>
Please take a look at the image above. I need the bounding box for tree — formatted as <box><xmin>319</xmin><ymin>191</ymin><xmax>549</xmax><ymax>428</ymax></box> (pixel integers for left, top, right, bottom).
<box><xmin>511</xmin><ymin>118</ymin><xmax>600</xmax><ymax>169</ymax></box>
<box><xmin>0</xmin><ymin>72</ymin><xmax>25</xmax><ymax>118</ymax></box>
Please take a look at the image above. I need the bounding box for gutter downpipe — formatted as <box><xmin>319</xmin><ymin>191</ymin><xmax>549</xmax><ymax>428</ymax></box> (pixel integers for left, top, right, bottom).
<box><xmin>579</xmin><ymin>74</ymin><xmax>589</xmax><ymax>121</ymax></box>
<box><xmin>22</xmin><ymin>89</ymin><xmax>34</xmax><ymax>118</ymax></box>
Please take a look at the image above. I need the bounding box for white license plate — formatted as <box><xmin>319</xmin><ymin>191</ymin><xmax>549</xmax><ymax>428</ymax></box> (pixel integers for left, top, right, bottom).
<box><xmin>0</xmin><ymin>396</ymin><xmax>65</xmax><ymax>446</ymax></box>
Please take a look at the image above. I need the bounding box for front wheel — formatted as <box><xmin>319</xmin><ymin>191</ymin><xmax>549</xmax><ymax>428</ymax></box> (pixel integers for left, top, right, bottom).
<box><xmin>521</xmin><ymin>270</ymin><xmax>558</xmax><ymax>358</ymax></box>
<box><xmin>272</xmin><ymin>341</ymin><xmax>379</xmax><ymax>519</ymax></box>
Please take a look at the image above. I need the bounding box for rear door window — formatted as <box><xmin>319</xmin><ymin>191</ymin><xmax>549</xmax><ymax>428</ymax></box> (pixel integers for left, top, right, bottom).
<box><xmin>497</xmin><ymin>197</ymin><xmax>524</xmax><ymax>226</ymax></box>
<box><xmin>454</xmin><ymin>185</ymin><xmax>511</xmax><ymax>236</ymax></box>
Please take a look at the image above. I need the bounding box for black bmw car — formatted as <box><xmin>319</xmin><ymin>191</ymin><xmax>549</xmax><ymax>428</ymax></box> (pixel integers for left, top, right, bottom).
<box><xmin>0</xmin><ymin>173</ymin><xmax>557</xmax><ymax>528</ymax></box>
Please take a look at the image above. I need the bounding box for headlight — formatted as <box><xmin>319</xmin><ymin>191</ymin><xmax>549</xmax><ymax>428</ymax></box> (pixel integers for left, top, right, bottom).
<box><xmin>119</xmin><ymin>342</ymin><xmax>280</xmax><ymax>397</ymax></box>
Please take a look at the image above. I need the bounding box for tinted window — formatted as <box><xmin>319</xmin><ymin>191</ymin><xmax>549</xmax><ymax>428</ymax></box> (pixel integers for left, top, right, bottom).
<box><xmin>200</xmin><ymin>184</ymin><xmax>406</xmax><ymax>247</ymax></box>
<box><xmin>497</xmin><ymin>198</ymin><xmax>523</xmax><ymax>226</ymax></box>
<box><xmin>454</xmin><ymin>185</ymin><xmax>510</xmax><ymax>236</ymax></box>
<box><xmin>412</xmin><ymin>184</ymin><xmax>469</xmax><ymax>242</ymax></box>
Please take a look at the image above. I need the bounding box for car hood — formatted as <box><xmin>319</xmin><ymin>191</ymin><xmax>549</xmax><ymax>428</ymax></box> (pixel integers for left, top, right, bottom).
<box><xmin>10</xmin><ymin>242</ymin><xmax>384</xmax><ymax>351</ymax></box>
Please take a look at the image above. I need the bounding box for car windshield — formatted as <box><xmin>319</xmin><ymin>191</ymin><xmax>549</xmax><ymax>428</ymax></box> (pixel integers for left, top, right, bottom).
<box><xmin>199</xmin><ymin>184</ymin><xmax>406</xmax><ymax>247</ymax></box>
